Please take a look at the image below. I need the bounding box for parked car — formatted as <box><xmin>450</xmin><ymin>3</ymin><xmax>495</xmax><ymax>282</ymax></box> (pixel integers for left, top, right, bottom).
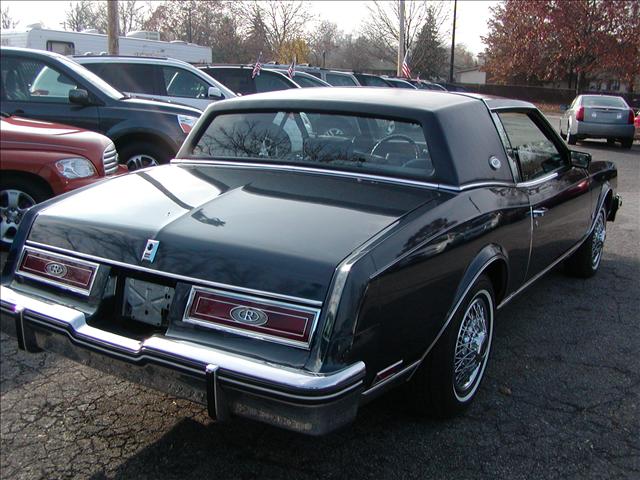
<box><xmin>0</xmin><ymin>88</ymin><xmax>620</xmax><ymax>435</ymax></box>
<box><xmin>560</xmin><ymin>95</ymin><xmax>636</xmax><ymax>148</ymax></box>
<box><xmin>0</xmin><ymin>112</ymin><xmax>125</xmax><ymax>247</ymax></box>
<box><xmin>408</xmin><ymin>79</ymin><xmax>447</xmax><ymax>91</ymax></box>
<box><xmin>383</xmin><ymin>77</ymin><xmax>418</xmax><ymax>89</ymax></box>
<box><xmin>1</xmin><ymin>47</ymin><xmax>201</xmax><ymax>170</ymax></box>
<box><xmin>264</xmin><ymin>64</ymin><xmax>362</xmax><ymax>87</ymax></box>
<box><xmin>200</xmin><ymin>65</ymin><xmax>299</xmax><ymax>96</ymax></box>
<box><xmin>635</xmin><ymin>111</ymin><xmax>640</xmax><ymax>139</ymax></box>
<box><xmin>286</xmin><ymin>71</ymin><xmax>332</xmax><ymax>88</ymax></box>
<box><xmin>353</xmin><ymin>73</ymin><xmax>392</xmax><ymax>87</ymax></box>
<box><xmin>74</xmin><ymin>55</ymin><xmax>235</xmax><ymax>111</ymax></box>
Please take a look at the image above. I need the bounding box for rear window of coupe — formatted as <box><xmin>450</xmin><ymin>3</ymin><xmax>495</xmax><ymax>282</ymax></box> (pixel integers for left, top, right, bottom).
<box><xmin>190</xmin><ymin>111</ymin><xmax>435</xmax><ymax>180</ymax></box>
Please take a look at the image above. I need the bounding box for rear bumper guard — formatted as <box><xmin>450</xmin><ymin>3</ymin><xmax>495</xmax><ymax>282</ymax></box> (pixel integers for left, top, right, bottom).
<box><xmin>0</xmin><ymin>285</ymin><xmax>365</xmax><ymax>435</ymax></box>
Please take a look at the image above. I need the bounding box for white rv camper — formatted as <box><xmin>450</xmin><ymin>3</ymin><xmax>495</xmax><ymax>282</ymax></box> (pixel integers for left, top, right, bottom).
<box><xmin>0</xmin><ymin>24</ymin><xmax>212</xmax><ymax>64</ymax></box>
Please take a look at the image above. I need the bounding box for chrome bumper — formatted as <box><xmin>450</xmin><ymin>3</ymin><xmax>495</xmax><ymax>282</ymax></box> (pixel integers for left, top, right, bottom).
<box><xmin>0</xmin><ymin>285</ymin><xmax>365</xmax><ymax>435</ymax></box>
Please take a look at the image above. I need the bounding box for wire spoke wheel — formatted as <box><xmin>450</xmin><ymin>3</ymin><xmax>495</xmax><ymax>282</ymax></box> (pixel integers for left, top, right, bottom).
<box><xmin>591</xmin><ymin>210</ymin><xmax>606</xmax><ymax>269</ymax></box>
<box><xmin>453</xmin><ymin>290</ymin><xmax>493</xmax><ymax>401</ymax></box>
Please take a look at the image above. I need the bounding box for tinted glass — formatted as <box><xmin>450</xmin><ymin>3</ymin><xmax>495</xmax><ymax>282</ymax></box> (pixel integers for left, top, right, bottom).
<box><xmin>292</xmin><ymin>74</ymin><xmax>326</xmax><ymax>88</ymax></box>
<box><xmin>497</xmin><ymin>112</ymin><xmax>566</xmax><ymax>182</ymax></box>
<box><xmin>388</xmin><ymin>79</ymin><xmax>415</xmax><ymax>89</ymax></box>
<box><xmin>325</xmin><ymin>73</ymin><xmax>358</xmax><ymax>86</ymax></box>
<box><xmin>204</xmin><ymin>68</ymin><xmax>254</xmax><ymax>95</ymax></box>
<box><xmin>255</xmin><ymin>71</ymin><xmax>295</xmax><ymax>93</ymax></box>
<box><xmin>357</xmin><ymin>75</ymin><xmax>389</xmax><ymax>87</ymax></box>
<box><xmin>1</xmin><ymin>57</ymin><xmax>78</xmax><ymax>103</ymax></box>
<box><xmin>162</xmin><ymin>66</ymin><xmax>209</xmax><ymax>98</ymax></box>
<box><xmin>191</xmin><ymin>111</ymin><xmax>434</xmax><ymax>180</ymax></box>
<box><xmin>581</xmin><ymin>96</ymin><xmax>628</xmax><ymax>108</ymax></box>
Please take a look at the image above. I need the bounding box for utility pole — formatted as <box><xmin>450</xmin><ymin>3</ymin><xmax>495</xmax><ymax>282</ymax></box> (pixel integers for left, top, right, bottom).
<box><xmin>448</xmin><ymin>0</ymin><xmax>457</xmax><ymax>83</ymax></box>
<box><xmin>107</xmin><ymin>0</ymin><xmax>119</xmax><ymax>55</ymax></box>
<box><xmin>397</xmin><ymin>0</ymin><xmax>405</xmax><ymax>77</ymax></box>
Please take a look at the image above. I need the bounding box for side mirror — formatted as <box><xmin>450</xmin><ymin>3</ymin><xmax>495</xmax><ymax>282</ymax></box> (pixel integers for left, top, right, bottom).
<box><xmin>559</xmin><ymin>104</ymin><xmax>568</xmax><ymax>112</ymax></box>
<box><xmin>69</xmin><ymin>88</ymin><xmax>92</xmax><ymax>106</ymax></box>
<box><xmin>207</xmin><ymin>86</ymin><xmax>223</xmax><ymax>100</ymax></box>
<box><xmin>570</xmin><ymin>150</ymin><xmax>591</xmax><ymax>169</ymax></box>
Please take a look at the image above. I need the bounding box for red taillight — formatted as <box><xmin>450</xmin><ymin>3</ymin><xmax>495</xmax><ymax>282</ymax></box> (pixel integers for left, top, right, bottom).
<box><xmin>183</xmin><ymin>287</ymin><xmax>320</xmax><ymax>349</ymax></box>
<box><xmin>576</xmin><ymin>106</ymin><xmax>585</xmax><ymax>121</ymax></box>
<box><xmin>17</xmin><ymin>247</ymin><xmax>99</xmax><ymax>295</ymax></box>
<box><xmin>628</xmin><ymin>110</ymin><xmax>635</xmax><ymax>124</ymax></box>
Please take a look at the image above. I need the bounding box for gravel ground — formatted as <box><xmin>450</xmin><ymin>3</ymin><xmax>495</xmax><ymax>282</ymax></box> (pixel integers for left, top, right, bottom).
<box><xmin>1</xmin><ymin>130</ymin><xmax>638</xmax><ymax>479</ymax></box>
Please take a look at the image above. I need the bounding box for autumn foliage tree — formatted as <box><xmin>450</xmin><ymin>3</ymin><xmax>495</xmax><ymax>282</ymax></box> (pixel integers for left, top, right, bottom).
<box><xmin>483</xmin><ymin>0</ymin><xmax>640</xmax><ymax>91</ymax></box>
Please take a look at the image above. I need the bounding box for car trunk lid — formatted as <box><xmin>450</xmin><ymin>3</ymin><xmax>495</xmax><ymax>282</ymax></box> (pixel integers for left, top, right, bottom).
<box><xmin>27</xmin><ymin>164</ymin><xmax>441</xmax><ymax>302</ymax></box>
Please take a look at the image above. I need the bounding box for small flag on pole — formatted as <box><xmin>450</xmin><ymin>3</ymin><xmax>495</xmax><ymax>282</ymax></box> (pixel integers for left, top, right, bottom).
<box><xmin>252</xmin><ymin>52</ymin><xmax>262</xmax><ymax>78</ymax></box>
<box><xmin>287</xmin><ymin>56</ymin><xmax>296</xmax><ymax>78</ymax></box>
<box><xmin>401</xmin><ymin>50</ymin><xmax>412</xmax><ymax>79</ymax></box>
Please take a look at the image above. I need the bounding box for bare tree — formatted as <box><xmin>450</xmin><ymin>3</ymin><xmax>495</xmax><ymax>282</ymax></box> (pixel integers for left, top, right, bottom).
<box><xmin>361</xmin><ymin>0</ymin><xmax>448</xmax><ymax>63</ymax></box>
<box><xmin>1</xmin><ymin>6</ymin><xmax>18</xmax><ymax>29</ymax></box>
<box><xmin>308</xmin><ymin>20</ymin><xmax>341</xmax><ymax>66</ymax></box>
<box><xmin>63</xmin><ymin>1</ymin><xmax>98</xmax><ymax>31</ymax></box>
<box><xmin>236</xmin><ymin>1</ymin><xmax>315</xmax><ymax>61</ymax></box>
<box><xmin>63</xmin><ymin>0</ymin><xmax>147</xmax><ymax>34</ymax></box>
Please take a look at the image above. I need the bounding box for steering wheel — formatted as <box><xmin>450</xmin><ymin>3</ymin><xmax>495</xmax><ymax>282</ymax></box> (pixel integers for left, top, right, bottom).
<box><xmin>369</xmin><ymin>134</ymin><xmax>420</xmax><ymax>159</ymax></box>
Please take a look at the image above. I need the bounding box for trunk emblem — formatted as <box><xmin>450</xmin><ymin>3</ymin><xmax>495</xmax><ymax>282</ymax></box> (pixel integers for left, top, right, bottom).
<box><xmin>45</xmin><ymin>262</ymin><xmax>68</xmax><ymax>278</ymax></box>
<box><xmin>141</xmin><ymin>239</ymin><xmax>160</xmax><ymax>263</ymax></box>
<box><xmin>230</xmin><ymin>307</ymin><xmax>268</xmax><ymax>326</ymax></box>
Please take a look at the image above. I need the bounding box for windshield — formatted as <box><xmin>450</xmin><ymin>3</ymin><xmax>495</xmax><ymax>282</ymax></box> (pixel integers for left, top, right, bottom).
<box><xmin>582</xmin><ymin>96</ymin><xmax>628</xmax><ymax>108</ymax></box>
<box><xmin>61</xmin><ymin>56</ymin><xmax>125</xmax><ymax>99</ymax></box>
<box><xmin>190</xmin><ymin>111</ymin><xmax>434</xmax><ymax>180</ymax></box>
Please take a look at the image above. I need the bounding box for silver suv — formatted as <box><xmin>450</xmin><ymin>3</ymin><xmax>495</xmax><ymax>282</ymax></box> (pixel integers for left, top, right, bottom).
<box><xmin>74</xmin><ymin>55</ymin><xmax>235</xmax><ymax>111</ymax></box>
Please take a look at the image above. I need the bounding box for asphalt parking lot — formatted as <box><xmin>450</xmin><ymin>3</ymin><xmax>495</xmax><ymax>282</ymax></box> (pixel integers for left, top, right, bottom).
<box><xmin>1</xmin><ymin>122</ymin><xmax>639</xmax><ymax>479</ymax></box>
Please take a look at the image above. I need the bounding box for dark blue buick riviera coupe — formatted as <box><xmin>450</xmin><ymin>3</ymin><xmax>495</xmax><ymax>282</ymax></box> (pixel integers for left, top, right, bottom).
<box><xmin>1</xmin><ymin>88</ymin><xmax>620</xmax><ymax>435</ymax></box>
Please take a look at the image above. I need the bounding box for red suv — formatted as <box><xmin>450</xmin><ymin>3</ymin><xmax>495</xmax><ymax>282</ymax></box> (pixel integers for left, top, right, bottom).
<box><xmin>1</xmin><ymin>113</ymin><xmax>125</xmax><ymax>246</ymax></box>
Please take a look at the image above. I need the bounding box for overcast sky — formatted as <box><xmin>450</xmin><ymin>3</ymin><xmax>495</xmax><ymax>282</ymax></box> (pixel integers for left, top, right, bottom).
<box><xmin>3</xmin><ymin>0</ymin><xmax>498</xmax><ymax>55</ymax></box>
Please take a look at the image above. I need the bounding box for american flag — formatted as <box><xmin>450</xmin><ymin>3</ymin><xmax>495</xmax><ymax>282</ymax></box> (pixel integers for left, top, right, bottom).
<box><xmin>252</xmin><ymin>53</ymin><xmax>262</xmax><ymax>78</ymax></box>
<box><xmin>287</xmin><ymin>57</ymin><xmax>296</xmax><ymax>78</ymax></box>
<box><xmin>401</xmin><ymin>50</ymin><xmax>412</xmax><ymax>78</ymax></box>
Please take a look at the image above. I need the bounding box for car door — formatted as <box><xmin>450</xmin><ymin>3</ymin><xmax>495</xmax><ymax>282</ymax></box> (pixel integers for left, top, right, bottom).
<box><xmin>496</xmin><ymin>110</ymin><xmax>592</xmax><ymax>279</ymax></box>
<box><xmin>160</xmin><ymin>66</ymin><xmax>212</xmax><ymax>110</ymax></box>
<box><xmin>1</xmin><ymin>54</ymin><xmax>99</xmax><ymax>131</ymax></box>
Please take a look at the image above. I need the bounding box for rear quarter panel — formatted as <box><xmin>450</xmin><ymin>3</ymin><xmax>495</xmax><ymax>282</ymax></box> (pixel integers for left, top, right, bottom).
<box><xmin>342</xmin><ymin>187</ymin><xmax>531</xmax><ymax>386</ymax></box>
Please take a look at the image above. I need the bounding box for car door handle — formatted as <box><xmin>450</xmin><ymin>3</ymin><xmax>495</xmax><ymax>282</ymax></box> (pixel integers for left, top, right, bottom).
<box><xmin>532</xmin><ymin>208</ymin><xmax>548</xmax><ymax>217</ymax></box>
<box><xmin>12</xmin><ymin>109</ymin><xmax>24</xmax><ymax>115</ymax></box>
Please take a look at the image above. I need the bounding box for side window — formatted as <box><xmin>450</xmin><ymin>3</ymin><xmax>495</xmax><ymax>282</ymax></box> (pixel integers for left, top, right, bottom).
<box><xmin>46</xmin><ymin>41</ymin><xmax>75</xmax><ymax>55</ymax></box>
<box><xmin>254</xmin><ymin>71</ymin><xmax>293</xmax><ymax>93</ymax></box>
<box><xmin>206</xmin><ymin>69</ymin><xmax>254</xmax><ymax>95</ymax></box>
<box><xmin>1</xmin><ymin>57</ymin><xmax>79</xmax><ymax>103</ymax></box>
<box><xmin>325</xmin><ymin>73</ymin><xmax>358</xmax><ymax>86</ymax></box>
<box><xmin>497</xmin><ymin>112</ymin><xmax>567</xmax><ymax>182</ymax></box>
<box><xmin>162</xmin><ymin>67</ymin><xmax>209</xmax><ymax>98</ymax></box>
<box><xmin>114</xmin><ymin>64</ymin><xmax>154</xmax><ymax>94</ymax></box>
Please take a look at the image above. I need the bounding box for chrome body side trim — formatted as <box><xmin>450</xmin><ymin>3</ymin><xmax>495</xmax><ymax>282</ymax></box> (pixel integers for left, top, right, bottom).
<box><xmin>516</xmin><ymin>171</ymin><xmax>559</xmax><ymax>188</ymax></box>
<box><xmin>362</xmin><ymin>360</ymin><xmax>421</xmax><ymax>397</ymax></box>
<box><xmin>16</xmin><ymin>246</ymin><xmax>100</xmax><ymax>296</ymax></box>
<box><xmin>171</xmin><ymin>158</ymin><xmax>447</xmax><ymax>190</ymax></box>
<box><xmin>23</xmin><ymin>240</ymin><xmax>322</xmax><ymax>307</ymax></box>
<box><xmin>498</xmin><ymin>186</ymin><xmax>612</xmax><ymax>309</ymax></box>
<box><xmin>182</xmin><ymin>286</ymin><xmax>321</xmax><ymax>350</ymax></box>
<box><xmin>458</xmin><ymin>180</ymin><xmax>516</xmax><ymax>190</ymax></box>
<box><xmin>172</xmin><ymin>159</ymin><xmax>520</xmax><ymax>193</ymax></box>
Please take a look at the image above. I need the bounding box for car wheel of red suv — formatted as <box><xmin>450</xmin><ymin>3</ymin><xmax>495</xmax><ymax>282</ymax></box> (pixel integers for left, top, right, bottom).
<box><xmin>0</xmin><ymin>179</ymin><xmax>50</xmax><ymax>248</ymax></box>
